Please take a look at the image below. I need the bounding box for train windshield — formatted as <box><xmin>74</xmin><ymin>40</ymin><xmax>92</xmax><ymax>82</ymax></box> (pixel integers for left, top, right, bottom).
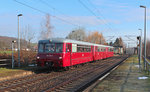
<box><xmin>38</xmin><ymin>43</ymin><xmax>63</xmax><ymax>53</ymax></box>
<box><xmin>38</xmin><ymin>44</ymin><xmax>44</xmax><ymax>53</ymax></box>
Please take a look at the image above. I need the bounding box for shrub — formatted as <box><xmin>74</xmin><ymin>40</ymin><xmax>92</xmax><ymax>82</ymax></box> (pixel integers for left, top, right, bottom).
<box><xmin>14</xmin><ymin>50</ymin><xmax>37</xmax><ymax>66</ymax></box>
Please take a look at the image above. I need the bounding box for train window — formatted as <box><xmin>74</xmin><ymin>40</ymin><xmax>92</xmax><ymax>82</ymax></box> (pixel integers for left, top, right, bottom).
<box><xmin>66</xmin><ymin>44</ymin><xmax>70</xmax><ymax>52</ymax></box>
<box><xmin>94</xmin><ymin>47</ymin><xmax>97</xmax><ymax>52</ymax></box>
<box><xmin>113</xmin><ymin>48</ymin><xmax>114</xmax><ymax>51</ymax></box>
<box><xmin>66</xmin><ymin>44</ymin><xmax>71</xmax><ymax>52</ymax></box>
<box><xmin>66</xmin><ymin>44</ymin><xmax>68</xmax><ymax>52</ymax></box>
<box><xmin>56</xmin><ymin>44</ymin><xmax>63</xmax><ymax>53</ymax></box>
<box><xmin>84</xmin><ymin>48</ymin><xmax>87</xmax><ymax>52</ymax></box>
<box><xmin>77</xmin><ymin>45</ymin><xmax>83</xmax><ymax>52</ymax></box>
<box><xmin>87</xmin><ymin>47</ymin><xmax>91</xmax><ymax>52</ymax></box>
<box><xmin>45</xmin><ymin>43</ymin><xmax>55</xmax><ymax>53</ymax></box>
<box><xmin>96</xmin><ymin>47</ymin><xmax>98</xmax><ymax>52</ymax></box>
<box><xmin>102</xmin><ymin>48</ymin><xmax>105</xmax><ymax>52</ymax></box>
<box><xmin>97</xmin><ymin>48</ymin><xmax>99</xmax><ymax>52</ymax></box>
<box><xmin>72</xmin><ymin>44</ymin><xmax>77</xmax><ymax>52</ymax></box>
<box><xmin>77</xmin><ymin>45</ymin><xmax>91</xmax><ymax>52</ymax></box>
<box><xmin>110</xmin><ymin>48</ymin><xmax>112</xmax><ymax>51</ymax></box>
<box><xmin>38</xmin><ymin>43</ymin><xmax>44</xmax><ymax>53</ymax></box>
<box><xmin>101</xmin><ymin>48</ymin><xmax>103</xmax><ymax>52</ymax></box>
<box><xmin>98</xmin><ymin>47</ymin><xmax>101</xmax><ymax>52</ymax></box>
<box><xmin>77</xmin><ymin>47</ymin><xmax>82</xmax><ymax>52</ymax></box>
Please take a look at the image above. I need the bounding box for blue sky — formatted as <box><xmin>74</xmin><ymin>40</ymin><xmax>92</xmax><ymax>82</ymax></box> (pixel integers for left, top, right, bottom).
<box><xmin>0</xmin><ymin>0</ymin><xmax>150</xmax><ymax>47</ymax></box>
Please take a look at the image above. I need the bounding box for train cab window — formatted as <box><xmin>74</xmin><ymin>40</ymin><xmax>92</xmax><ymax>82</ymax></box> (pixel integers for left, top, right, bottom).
<box><xmin>45</xmin><ymin>43</ymin><xmax>55</xmax><ymax>53</ymax></box>
<box><xmin>56</xmin><ymin>44</ymin><xmax>63</xmax><ymax>53</ymax></box>
<box><xmin>38</xmin><ymin>43</ymin><xmax>44</xmax><ymax>53</ymax></box>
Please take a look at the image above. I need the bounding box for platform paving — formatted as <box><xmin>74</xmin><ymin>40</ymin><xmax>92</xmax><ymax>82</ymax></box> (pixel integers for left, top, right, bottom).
<box><xmin>91</xmin><ymin>55</ymin><xmax>150</xmax><ymax>92</ymax></box>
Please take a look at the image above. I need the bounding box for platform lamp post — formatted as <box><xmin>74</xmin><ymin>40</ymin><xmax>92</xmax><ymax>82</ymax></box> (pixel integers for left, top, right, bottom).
<box><xmin>138</xmin><ymin>29</ymin><xmax>142</xmax><ymax>65</ymax></box>
<box><xmin>12</xmin><ymin>40</ymin><xmax>16</xmax><ymax>69</ymax></box>
<box><xmin>140</xmin><ymin>5</ymin><xmax>146</xmax><ymax>70</ymax></box>
<box><xmin>17</xmin><ymin>14</ymin><xmax>23</xmax><ymax>67</ymax></box>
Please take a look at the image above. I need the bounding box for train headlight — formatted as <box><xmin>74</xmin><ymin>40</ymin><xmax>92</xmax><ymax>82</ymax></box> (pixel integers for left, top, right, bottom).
<box><xmin>59</xmin><ymin>57</ymin><xmax>62</xmax><ymax>59</ymax></box>
<box><xmin>37</xmin><ymin>56</ymin><xmax>40</xmax><ymax>59</ymax></box>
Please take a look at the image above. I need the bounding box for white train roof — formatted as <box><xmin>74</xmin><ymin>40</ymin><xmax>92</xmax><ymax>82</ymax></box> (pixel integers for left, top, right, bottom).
<box><xmin>39</xmin><ymin>38</ymin><xmax>113</xmax><ymax>48</ymax></box>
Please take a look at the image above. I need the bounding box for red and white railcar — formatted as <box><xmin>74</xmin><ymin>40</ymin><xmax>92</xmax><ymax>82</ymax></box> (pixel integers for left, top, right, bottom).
<box><xmin>36</xmin><ymin>38</ymin><xmax>114</xmax><ymax>68</ymax></box>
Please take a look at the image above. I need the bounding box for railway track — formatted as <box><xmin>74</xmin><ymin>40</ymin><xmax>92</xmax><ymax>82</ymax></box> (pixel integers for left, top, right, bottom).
<box><xmin>0</xmin><ymin>59</ymin><xmax>11</xmax><ymax>67</ymax></box>
<box><xmin>147</xmin><ymin>56</ymin><xmax>150</xmax><ymax>60</ymax></box>
<box><xmin>0</xmin><ymin>55</ymin><xmax>128</xmax><ymax>92</ymax></box>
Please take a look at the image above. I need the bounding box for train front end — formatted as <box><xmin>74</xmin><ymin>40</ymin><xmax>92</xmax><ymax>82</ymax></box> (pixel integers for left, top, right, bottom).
<box><xmin>36</xmin><ymin>40</ymin><xmax>64</xmax><ymax>67</ymax></box>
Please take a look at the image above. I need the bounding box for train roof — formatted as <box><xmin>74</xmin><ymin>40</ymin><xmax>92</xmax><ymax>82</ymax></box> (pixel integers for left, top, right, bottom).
<box><xmin>39</xmin><ymin>38</ymin><xmax>113</xmax><ymax>48</ymax></box>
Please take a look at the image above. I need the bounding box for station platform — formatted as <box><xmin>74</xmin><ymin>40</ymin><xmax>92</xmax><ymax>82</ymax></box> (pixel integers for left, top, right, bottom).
<box><xmin>90</xmin><ymin>55</ymin><xmax>150</xmax><ymax>92</ymax></box>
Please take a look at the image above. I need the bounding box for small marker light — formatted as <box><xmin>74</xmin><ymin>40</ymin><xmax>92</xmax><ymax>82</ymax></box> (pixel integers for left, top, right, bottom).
<box><xmin>37</xmin><ymin>56</ymin><xmax>40</xmax><ymax>59</ymax></box>
<box><xmin>49</xmin><ymin>40</ymin><xmax>52</xmax><ymax>42</ymax></box>
<box><xmin>59</xmin><ymin>57</ymin><xmax>62</xmax><ymax>59</ymax></box>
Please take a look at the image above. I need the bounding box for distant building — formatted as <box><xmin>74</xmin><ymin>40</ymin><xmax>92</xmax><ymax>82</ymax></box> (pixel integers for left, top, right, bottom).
<box><xmin>113</xmin><ymin>46</ymin><xmax>124</xmax><ymax>54</ymax></box>
<box><xmin>134</xmin><ymin>47</ymin><xmax>138</xmax><ymax>54</ymax></box>
<box><xmin>126</xmin><ymin>48</ymin><xmax>135</xmax><ymax>54</ymax></box>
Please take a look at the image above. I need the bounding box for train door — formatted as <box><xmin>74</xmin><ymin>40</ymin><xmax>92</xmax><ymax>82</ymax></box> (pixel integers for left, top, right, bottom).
<box><xmin>106</xmin><ymin>47</ymin><xmax>108</xmax><ymax>58</ymax></box>
<box><xmin>91</xmin><ymin>46</ymin><xmax>95</xmax><ymax>61</ymax></box>
<box><xmin>95</xmin><ymin>46</ymin><xmax>98</xmax><ymax>60</ymax></box>
<box><xmin>65</xmin><ymin>43</ymin><xmax>72</xmax><ymax>66</ymax></box>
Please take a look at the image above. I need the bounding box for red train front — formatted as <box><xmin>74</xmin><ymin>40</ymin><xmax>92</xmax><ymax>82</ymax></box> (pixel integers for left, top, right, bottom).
<box><xmin>37</xmin><ymin>39</ymin><xmax>65</xmax><ymax>67</ymax></box>
<box><xmin>36</xmin><ymin>38</ymin><xmax>114</xmax><ymax>68</ymax></box>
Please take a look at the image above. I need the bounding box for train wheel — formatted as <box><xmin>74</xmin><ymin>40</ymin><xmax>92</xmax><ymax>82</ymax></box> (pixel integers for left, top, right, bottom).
<box><xmin>47</xmin><ymin>67</ymin><xmax>53</xmax><ymax>73</ymax></box>
<box><xmin>81</xmin><ymin>63</ymin><xmax>84</xmax><ymax>66</ymax></box>
<box><xmin>64</xmin><ymin>67</ymin><xmax>69</xmax><ymax>71</ymax></box>
<box><xmin>74</xmin><ymin>65</ymin><xmax>79</xmax><ymax>68</ymax></box>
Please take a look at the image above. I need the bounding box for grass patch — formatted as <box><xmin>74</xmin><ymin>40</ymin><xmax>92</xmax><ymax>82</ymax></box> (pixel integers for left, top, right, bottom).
<box><xmin>0</xmin><ymin>51</ymin><xmax>12</xmax><ymax>54</ymax></box>
<box><xmin>0</xmin><ymin>68</ymin><xmax>25</xmax><ymax>77</ymax></box>
<box><xmin>0</xmin><ymin>68</ymin><xmax>19</xmax><ymax>73</ymax></box>
<box><xmin>0</xmin><ymin>65</ymin><xmax>38</xmax><ymax>77</ymax></box>
<box><xmin>13</xmin><ymin>66</ymin><xmax>37</xmax><ymax>71</ymax></box>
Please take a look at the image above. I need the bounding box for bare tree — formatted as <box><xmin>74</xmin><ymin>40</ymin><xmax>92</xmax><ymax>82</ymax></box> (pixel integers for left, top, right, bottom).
<box><xmin>86</xmin><ymin>31</ymin><xmax>106</xmax><ymax>44</ymax></box>
<box><xmin>40</xmin><ymin>14</ymin><xmax>53</xmax><ymax>40</ymax></box>
<box><xmin>0</xmin><ymin>41</ymin><xmax>6</xmax><ymax>49</ymax></box>
<box><xmin>147</xmin><ymin>40</ymin><xmax>150</xmax><ymax>57</ymax></box>
<box><xmin>113</xmin><ymin>37</ymin><xmax>124</xmax><ymax>47</ymax></box>
<box><xmin>20</xmin><ymin>27</ymin><xmax>27</xmax><ymax>49</ymax></box>
<box><xmin>27</xmin><ymin>25</ymin><xmax>35</xmax><ymax>49</ymax></box>
<box><xmin>21</xmin><ymin>25</ymin><xmax>35</xmax><ymax>49</ymax></box>
<box><xmin>66</xmin><ymin>27</ymin><xmax>86</xmax><ymax>41</ymax></box>
<box><xmin>109</xmin><ymin>41</ymin><xmax>113</xmax><ymax>46</ymax></box>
